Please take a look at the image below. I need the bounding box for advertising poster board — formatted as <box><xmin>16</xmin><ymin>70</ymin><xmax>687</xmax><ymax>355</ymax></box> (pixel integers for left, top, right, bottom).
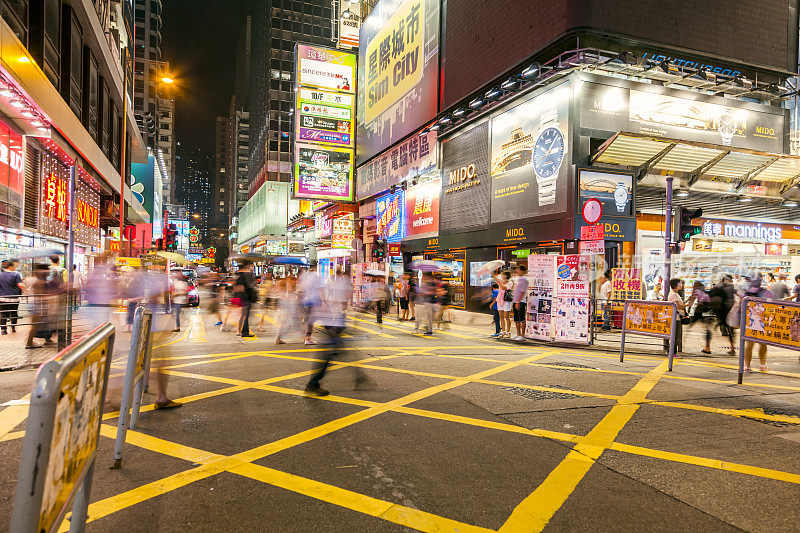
<box><xmin>296</xmin><ymin>44</ymin><xmax>356</xmax><ymax>93</ymax></box>
<box><xmin>357</xmin><ymin>0</ymin><xmax>440</xmax><ymax>164</ymax></box>
<box><xmin>439</xmin><ymin>122</ymin><xmax>491</xmax><ymax>234</ymax></box>
<box><xmin>525</xmin><ymin>254</ymin><xmax>556</xmax><ymax>340</ymax></box>
<box><xmin>612</xmin><ymin>268</ymin><xmax>643</xmax><ymax>302</ymax></box>
<box><xmin>743</xmin><ymin>300</ymin><xmax>800</xmax><ymax>350</ymax></box>
<box><xmin>375</xmin><ymin>189</ymin><xmax>406</xmax><ymax>243</ymax></box>
<box><xmin>554</xmin><ymin>254</ymin><xmax>591</xmax><ymax>344</ymax></box>
<box><xmin>624</xmin><ymin>301</ymin><xmax>674</xmax><ymax>337</ymax></box>
<box><xmin>332</xmin><ymin>214</ymin><xmax>354</xmax><ymax>248</ymax></box>
<box><xmin>356</xmin><ymin>130</ymin><xmax>437</xmax><ymax>201</ymax></box>
<box><xmin>294</xmin><ymin>143</ymin><xmax>354</xmax><ymax>201</ymax></box>
<box><xmin>490</xmin><ymin>82</ymin><xmax>571</xmax><ymax>224</ymax></box>
<box><xmin>579</xmin><ymin>169</ymin><xmax>633</xmax><ymax>218</ymax></box>
<box><xmin>404</xmin><ymin>177</ymin><xmax>440</xmax><ymax>238</ymax></box>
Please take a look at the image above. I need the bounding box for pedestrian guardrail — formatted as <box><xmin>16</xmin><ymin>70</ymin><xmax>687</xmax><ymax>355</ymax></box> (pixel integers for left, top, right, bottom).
<box><xmin>9</xmin><ymin>322</ymin><xmax>116</xmax><ymax>533</ymax></box>
<box><xmin>619</xmin><ymin>300</ymin><xmax>678</xmax><ymax>371</ymax></box>
<box><xmin>111</xmin><ymin>306</ymin><xmax>154</xmax><ymax>469</ymax></box>
<box><xmin>737</xmin><ymin>297</ymin><xmax>800</xmax><ymax>384</ymax></box>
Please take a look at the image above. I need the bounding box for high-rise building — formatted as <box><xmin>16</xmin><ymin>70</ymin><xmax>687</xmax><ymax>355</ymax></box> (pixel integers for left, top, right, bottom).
<box><xmin>229</xmin><ymin>108</ymin><xmax>250</xmax><ymax>223</ymax></box>
<box><xmin>248</xmin><ymin>0</ymin><xmax>334</xmax><ymax>194</ymax></box>
<box><xmin>176</xmin><ymin>148</ymin><xmax>213</xmax><ymax>246</ymax></box>
<box><xmin>235</xmin><ymin>15</ymin><xmax>252</xmax><ymax>110</ymax></box>
<box><xmin>132</xmin><ymin>0</ymin><xmax>175</xmax><ymax>204</ymax></box>
<box><xmin>213</xmin><ymin>115</ymin><xmax>230</xmax><ymax>226</ymax></box>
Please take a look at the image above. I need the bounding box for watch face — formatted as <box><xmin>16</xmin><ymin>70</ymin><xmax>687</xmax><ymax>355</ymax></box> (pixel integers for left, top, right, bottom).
<box><xmin>533</xmin><ymin>127</ymin><xmax>565</xmax><ymax>180</ymax></box>
<box><xmin>614</xmin><ymin>185</ymin><xmax>628</xmax><ymax>204</ymax></box>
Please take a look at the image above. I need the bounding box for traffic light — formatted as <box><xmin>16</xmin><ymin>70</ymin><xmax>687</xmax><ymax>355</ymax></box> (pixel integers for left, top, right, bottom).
<box><xmin>156</xmin><ymin>238</ymin><xmax>163</xmax><ymax>250</ymax></box>
<box><xmin>373</xmin><ymin>238</ymin><xmax>386</xmax><ymax>260</ymax></box>
<box><xmin>165</xmin><ymin>223</ymin><xmax>178</xmax><ymax>250</ymax></box>
<box><xmin>674</xmin><ymin>207</ymin><xmax>703</xmax><ymax>243</ymax></box>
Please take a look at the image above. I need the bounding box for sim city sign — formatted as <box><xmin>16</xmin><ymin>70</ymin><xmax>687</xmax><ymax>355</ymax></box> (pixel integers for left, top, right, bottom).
<box><xmin>701</xmin><ymin>219</ymin><xmax>782</xmax><ymax>242</ymax></box>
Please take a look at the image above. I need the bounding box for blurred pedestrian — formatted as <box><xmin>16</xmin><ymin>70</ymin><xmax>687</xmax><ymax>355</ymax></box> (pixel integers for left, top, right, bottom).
<box><xmin>511</xmin><ymin>264</ymin><xmax>529</xmax><ymax>340</ymax></box>
<box><xmin>305</xmin><ymin>267</ymin><xmax>367</xmax><ymax>396</ymax></box>
<box><xmin>667</xmin><ymin>278</ymin><xmax>686</xmax><ymax>352</ymax></box>
<box><xmin>407</xmin><ymin>273</ymin><xmax>417</xmax><ymax>321</ymax></box>
<box><xmin>743</xmin><ymin>273</ymin><xmax>772</xmax><ymax>373</ymax></box>
<box><xmin>685</xmin><ymin>280</ymin><xmax>712</xmax><ymax>354</ymax></box>
<box><xmin>25</xmin><ymin>264</ymin><xmax>50</xmax><ymax>349</ymax></box>
<box><xmin>234</xmin><ymin>263</ymin><xmax>256</xmax><ymax>338</ymax></box>
<box><xmin>84</xmin><ymin>257</ymin><xmax>118</xmax><ymax>329</ymax></box>
<box><xmin>368</xmin><ymin>274</ymin><xmax>389</xmax><ymax>325</ymax></box>
<box><xmin>434</xmin><ymin>273</ymin><xmax>452</xmax><ymax>330</ymax></box>
<box><xmin>771</xmin><ymin>273</ymin><xmax>790</xmax><ymax>301</ymax></box>
<box><xmin>121</xmin><ymin>268</ymin><xmax>142</xmax><ymax>332</ymax></box>
<box><xmin>709</xmin><ymin>274</ymin><xmax>736</xmax><ymax>355</ymax></box>
<box><xmin>298</xmin><ymin>267</ymin><xmax>323</xmax><ymax>344</ymax></box>
<box><xmin>414</xmin><ymin>272</ymin><xmax>435</xmax><ymax>335</ymax></box>
<box><xmin>0</xmin><ymin>259</ymin><xmax>24</xmax><ymax>335</ymax></box>
<box><xmin>600</xmin><ymin>269</ymin><xmax>612</xmax><ymax>330</ymax></box>
<box><xmin>170</xmin><ymin>274</ymin><xmax>189</xmax><ymax>332</ymax></box>
<box><xmin>399</xmin><ymin>272</ymin><xmax>411</xmax><ymax>321</ymax></box>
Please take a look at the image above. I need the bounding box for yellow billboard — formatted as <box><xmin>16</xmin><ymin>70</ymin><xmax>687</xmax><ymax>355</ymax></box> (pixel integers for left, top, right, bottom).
<box><xmin>364</xmin><ymin>0</ymin><xmax>425</xmax><ymax>124</ymax></box>
<box><xmin>743</xmin><ymin>300</ymin><xmax>800</xmax><ymax>350</ymax></box>
<box><xmin>624</xmin><ymin>301</ymin><xmax>673</xmax><ymax>337</ymax></box>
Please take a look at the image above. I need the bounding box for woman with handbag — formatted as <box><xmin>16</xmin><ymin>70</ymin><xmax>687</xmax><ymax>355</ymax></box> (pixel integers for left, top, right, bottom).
<box><xmin>496</xmin><ymin>271</ymin><xmax>513</xmax><ymax>339</ymax></box>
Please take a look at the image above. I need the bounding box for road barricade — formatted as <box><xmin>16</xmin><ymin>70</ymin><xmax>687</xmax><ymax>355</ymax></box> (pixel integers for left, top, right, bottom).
<box><xmin>112</xmin><ymin>306</ymin><xmax>154</xmax><ymax>468</ymax></box>
<box><xmin>738</xmin><ymin>297</ymin><xmax>800</xmax><ymax>384</ymax></box>
<box><xmin>619</xmin><ymin>299</ymin><xmax>678</xmax><ymax>371</ymax></box>
<box><xmin>9</xmin><ymin>322</ymin><xmax>115</xmax><ymax>533</ymax></box>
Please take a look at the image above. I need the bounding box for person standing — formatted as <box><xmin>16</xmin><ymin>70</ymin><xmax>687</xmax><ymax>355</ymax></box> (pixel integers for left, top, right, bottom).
<box><xmin>171</xmin><ymin>274</ymin><xmax>189</xmax><ymax>332</ymax></box>
<box><xmin>742</xmin><ymin>273</ymin><xmax>772</xmax><ymax>373</ymax></box>
<box><xmin>414</xmin><ymin>272</ymin><xmax>435</xmax><ymax>335</ymax></box>
<box><xmin>511</xmin><ymin>264</ymin><xmax>529</xmax><ymax>341</ymax></box>
<box><xmin>496</xmin><ymin>271</ymin><xmax>513</xmax><ymax>338</ymax></box>
<box><xmin>771</xmin><ymin>273</ymin><xmax>790</xmax><ymax>301</ymax></box>
<box><xmin>0</xmin><ymin>259</ymin><xmax>24</xmax><ymax>335</ymax></box>
<box><xmin>667</xmin><ymin>278</ymin><xmax>686</xmax><ymax>352</ymax></box>
<box><xmin>234</xmin><ymin>263</ymin><xmax>256</xmax><ymax>338</ymax></box>
<box><xmin>599</xmin><ymin>270</ymin><xmax>613</xmax><ymax>331</ymax></box>
<box><xmin>305</xmin><ymin>267</ymin><xmax>367</xmax><ymax>396</ymax></box>
<box><xmin>398</xmin><ymin>272</ymin><xmax>411</xmax><ymax>321</ymax></box>
<box><xmin>489</xmin><ymin>282</ymin><xmax>501</xmax><ymax>338</ymax></box>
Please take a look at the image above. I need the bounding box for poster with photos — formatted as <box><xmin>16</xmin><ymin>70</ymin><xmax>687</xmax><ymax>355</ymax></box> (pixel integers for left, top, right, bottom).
<box><xmin>525</xmin><ymin>255</ymin><xmax>556</xmax><ymax>340</ymax></box>
<box><xmin>553</xmin><ymin>255</ymin><xmax>591</xmax><ymax>344</ymax></box>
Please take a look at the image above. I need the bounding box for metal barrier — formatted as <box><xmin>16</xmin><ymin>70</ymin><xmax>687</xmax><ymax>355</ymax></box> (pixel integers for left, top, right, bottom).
<box><xmin>737</xmin><ymin>297</ymin><xmax>800</xmax><ymax>384</ymax></box>
<box><xmin>111</xmin><ymin>307</ymin><xmax>154</xmax><ymax>469</ymax></box>
<box><xmin>619</xmin><ymin>300</ymin><xmax>678</xmax><ymax>371</ymax></box>
<box><xmin>9</xmin><ymin>322</ymin><xmax>116</xmax><ymax>533</ymax></box>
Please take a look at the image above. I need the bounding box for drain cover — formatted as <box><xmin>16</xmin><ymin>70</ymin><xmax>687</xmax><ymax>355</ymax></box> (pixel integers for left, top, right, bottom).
<box><xmin>501</xmin><ymin>385</ymin><xmax>580</xmax><ymax>400</ymax></box>
<box><xmin>544</xmin><ymin>362</ymin><xmax>596</xmax><ymax>371</ymax></box>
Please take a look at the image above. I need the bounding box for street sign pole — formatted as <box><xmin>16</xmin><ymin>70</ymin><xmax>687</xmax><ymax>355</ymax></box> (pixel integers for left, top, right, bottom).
<box><xmin>663</xmin><ymin>175</ymin><xmax>673</xmax><ymax>300</ymax></box>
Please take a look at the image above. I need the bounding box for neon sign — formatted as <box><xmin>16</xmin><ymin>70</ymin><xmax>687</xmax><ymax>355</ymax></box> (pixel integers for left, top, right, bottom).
<box><xmin>43</xmin><ymin>173</ymin><xmax>68</xmax><ymax>222</ymax></box>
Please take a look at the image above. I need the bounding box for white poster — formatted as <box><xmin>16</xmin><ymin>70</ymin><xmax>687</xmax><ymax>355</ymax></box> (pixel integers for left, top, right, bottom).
<box><xmin>525</xmin><ymin>255</ymin><xmax>556</xmax><ymax>340</ymax></box>
<box><xmin>554</xmin><ymin>255</ymin><xmax>591</xmax><ymax>344</ymax></box>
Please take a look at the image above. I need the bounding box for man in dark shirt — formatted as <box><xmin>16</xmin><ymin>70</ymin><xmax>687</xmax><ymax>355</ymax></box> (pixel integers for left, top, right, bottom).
<box><xmin>235</xmin><ymin>263</ymin><xmax>256</xmax><ymax>338</ymax></box>
<box><xmin>0</xmin><ymin>259</ymin><xmax>24</xmax><ymax>334</ymax></box>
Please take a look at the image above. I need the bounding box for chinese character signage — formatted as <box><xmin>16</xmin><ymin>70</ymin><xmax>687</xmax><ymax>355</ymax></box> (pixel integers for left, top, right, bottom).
<box><xmin>356</xmin><ymin>129</ymin><xmax>437</xmax><ymax>201</ymax></box>
<box><xmin>553</xmin><ymin>255</ymin><xmax>591</xmax><ymax>344</ymax></box>
<box><xmin>0</xmin><ymin>121</ymin><xmax>24</xmax><ymax>227</ymax></box>
<box><xmin>698</xmin><ymin>218</ymin><xmax>783</xmax><ymax>242</ymax></box>
<box><xmin>404</xmin><ymin>177</ymin><xmax>439</xmax><ymax>238</ymax></box>
<box><xmin>611</xmin><ymin>268</ymin><xmax>643</xmax><ymax>302</ymax></box>
<box><xmin>625</xmin><ymin>301</ymin><xmax>673</xmax><ymax>337</ymax></box>
<box><xmin>294</xmin><ymin>44</ymin><xmax>356</xmax><ymax>201</ymax></box>
<box><xmin>357</xmin><ymin>0</ymin><xmax>440</xmax><ymax>164</ymax></box>
<box><xmin>39</xmin><ymin>153</ymin><xmax>100</xmax><ymax>247</ymax></box>
<box><xmin>332</xmin><ymin>213</ymin><xmax>355</xmax><ymax>248</ymax></box>
<box><xmin>376</xmin><ymin>189</ymin><xmax>405</xmax><ymax>243</ymax></box>
<box><xmin>338</xmin><ymin>2</ymin><xmax>361</xmax><ymax>49</ymax></box>
<box><xmin>526</xmin><ymin>254</ymin><xmax>556</xmax><ymax>340</ymax></box>
<box><xmin>294</xmin><ymin>143</ymin><xmax>354</xmax><ymax>201</ymax></box>
<box><xmin>742</xmin><ymin>300</ymin><xmax>800</xmax><ymax>350</ymax></box>
<box><xmin>315</xmin><ymin>211</ymin><xmax>333</xmax><ymax>239</ymax></box>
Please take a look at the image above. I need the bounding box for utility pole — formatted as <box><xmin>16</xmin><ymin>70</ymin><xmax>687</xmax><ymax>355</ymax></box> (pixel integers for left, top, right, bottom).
<box><xmin>663</xmin><ymin>175</ymin><xmax>673</xmax><ymax>300</ymax></box>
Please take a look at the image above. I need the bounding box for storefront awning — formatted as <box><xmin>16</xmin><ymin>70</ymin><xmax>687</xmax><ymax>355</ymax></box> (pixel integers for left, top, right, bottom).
<box><xmin>591</xmin><ymin>132</ymin><xmax>800</xmax><ymax>192</ymax></box>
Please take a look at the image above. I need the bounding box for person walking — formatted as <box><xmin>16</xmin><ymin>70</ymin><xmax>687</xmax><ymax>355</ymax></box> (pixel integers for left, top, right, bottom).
<box><xmin>398</xmin><ymin>272</ymin><xmax>411</xmax><ymax>321</ymax></box>
<box><xmin>407</xmin><ymin>273</ymin><xmax>417</xmax><ymax>322</ymax></box>
<box><xmin>25</xmin><ymin>264</ymin><xmax>50</xmax><ymax>349</ymax></box>
<box><xmin>685</xmin><ymin>280</ymin><xmax>712</xmax><ymax>354</ymax></box>
<box><xmin>489</xmin><ymin>282</ymin><xmax>501</xmax><ymax>338</ymax></box>
<box><xmin>298</xmin><ymin>267</ymin><xmax>323</xmax><ymax>344</ymax></box>
<box><xmin>0</xmin><ymin>259</ymin><xmax>24</xmax><ymax>335</ymax></box>
<box><xmin>414</xmin><ymin>272</ymin><xmax>435</xmax><ymax>335</ymax></box>
<box><xmin>667</xmin><ymin>278</ymin><xmax>687</xmax><ymax>352</ymax></box>
<box><xmin>171</xmin><ymin>274</ymin><xmax>189</xmax><ymax>333</ymax></box>
<box><xmin>234</xmin><ymin>263</ymin><xmax>256</xmax><ymax>338</ymax></box>
<box><xmin>511</xmin><ymin>264</ymin><xmax>529</xmax><ymax>341</ymax></box>
<box><xmin>742</xmin><ymin>273</ymin><xmax>772</xmax><ymax>373</ymax></box>
<box><xmin>496</xmin><ymin>271</ymin><xmax>513</xmax><ymax>338</ymax></box>
<box><xmin>305</xmin><ymin>267</ymin><xmax>367</xmax><ymax>396</ymax></box>
<box><xmin>709</xmin><ymin>274</ymin><xmax>737</xmax><ymax>355</ymax></box>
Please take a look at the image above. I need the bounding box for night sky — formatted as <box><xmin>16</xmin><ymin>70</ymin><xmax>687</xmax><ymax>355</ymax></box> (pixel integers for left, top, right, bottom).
<box><xmin>161</xmin><ymin>0</ymin><xmax>252</xmax><ymax>153</ymax></box>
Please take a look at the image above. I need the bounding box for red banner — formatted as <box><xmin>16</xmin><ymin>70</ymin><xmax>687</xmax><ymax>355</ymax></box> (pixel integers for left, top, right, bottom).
<box><xmin>0</xmin><ymin>122</ymin><xmax>24</xmax><ymax>196</ymax></box>
<box><xmin>405</xmin><ymin>178</ymin><xmax>440</xmax><ymax>238</ymax></box>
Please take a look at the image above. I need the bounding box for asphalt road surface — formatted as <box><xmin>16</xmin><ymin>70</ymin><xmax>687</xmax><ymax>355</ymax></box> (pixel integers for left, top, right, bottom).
<box><xmin>1</xmin><ymin>309</ymin><xmax>799</xmax><ymax>532</ymax></box>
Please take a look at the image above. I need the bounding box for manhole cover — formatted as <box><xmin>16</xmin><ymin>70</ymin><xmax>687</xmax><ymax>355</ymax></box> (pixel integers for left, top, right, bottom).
<box><xmin>501</xmin><ymin>385</ymin><xmax>580</xmax><ymax>400</ymax></box>
<box><xmin>544</xmin><ymin>362</ymin><xmax>596</xmax><ymax>371</ymax></box>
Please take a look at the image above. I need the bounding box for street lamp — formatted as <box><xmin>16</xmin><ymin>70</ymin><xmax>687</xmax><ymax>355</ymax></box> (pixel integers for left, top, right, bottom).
<box><xmin>161</xmin><ymin>76</ymin><xmax>174</xmax><ymax>85</ymax></box>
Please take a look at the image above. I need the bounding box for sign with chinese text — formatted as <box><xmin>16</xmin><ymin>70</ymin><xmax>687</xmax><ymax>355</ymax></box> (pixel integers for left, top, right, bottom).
<box><xmin>332</xmin><ymin>213</ymin><xmax>355</xmax><ymax>248</ymax></box>
<box><xmin>356</xmin><ymin>130</ymin><xmax>437</xmax><ymax>201</ymax></box>
<box><xmin>38</xmin><ymin>153</ymin><xmax>100</xmax><ymax>247</ymax></box>
<box><xmin>742</xmin><ymin>299</ymin><xmax>800</xmax><ymax>350</ymax></box>
<box><xmin>554</xmin><ymin>255</ymin><xmax>591</xmax><ymax>344</ymax></box>
<box><xmin>624</xmin><ymin>301</ymin><xmax>673</xmax><ymax>337</ymax></box>
<box><xmin>294</xmin><ymin>143</ymin><xmax>354</xmax><ymax>201</ymax></box>
<box><xmin>404</xmin><ymin>177</ymin><xmax>440</xmax><ymax>239</ymax></box>
<box><xmin>338</xmin><ymin>2</ymin><xmax>361</xmax><ymax>49</ymax></box>
<box><xmin>611</xmin><ymin>268</ymin><xmax>643</xmax><ymax>302</ymax></box>
<box><xmin>699</xmin><ymin>218</ymin><xmax>783</xmax><ymax>242</ymax></box>
<box><xmin>357</xmin><ymin>0</ymin><xmax>440</xmax><ymax>164</ymax></box>
<box><xmin>296</xmin><ymin>88</ymin><xmax>354</xmax><ymax>148</ymax></box>
<box><xmin>579</xmin><ymin>239</ymin><xmax>604</xmax><ymax>255</ymax></box>
<box><xmin>296</xmin><ymin>44</ymin><xmax>356</xmax><ymax>93</ymax></box>
<box><xmin>526</xmin><ymin>254</ymin><xmax>556</xmax><ymax>340</ymax></box>
<box><xmin>189</xmin><ymin>226</ymin><xmax>199</xmax><ymax>243</ymax></box>
<box><xmin>375</xmin><ymin>189</ymin><xmax>406</xmax><ymax>243</ymax></box>
<box><xmin>0</xmin><ymin>121</ymin><xmax>24</xmax><ymax>227</ymax></box>
<box><xmin>580</xmin><ymin>224</ymin><xmax>604</xmax><ymax>241</ymax></box>
<box><xmin>315</xmin><ymin>211</ymin><xmax>333</xmax><ymax>239</ymax></box>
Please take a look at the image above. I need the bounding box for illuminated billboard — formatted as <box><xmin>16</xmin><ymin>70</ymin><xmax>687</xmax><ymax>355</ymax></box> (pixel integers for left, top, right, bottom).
<box><xmin>356</xmin><ymin>0</ymin><xmax>440</xmax><ymax>164</ymax></box>
<box><xmin>294</xmin><ymin>143</ymin><xmax>354</xmax><ymax>201</ymax></box>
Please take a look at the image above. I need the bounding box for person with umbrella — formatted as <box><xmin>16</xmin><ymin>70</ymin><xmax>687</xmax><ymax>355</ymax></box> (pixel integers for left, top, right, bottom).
<box><xmin>414</xmin><ymin>272</ymin><xmax>436</xmax><ymax>335</ymax></box>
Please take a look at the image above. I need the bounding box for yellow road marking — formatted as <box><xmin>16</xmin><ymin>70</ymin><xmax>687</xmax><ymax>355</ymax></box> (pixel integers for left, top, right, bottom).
<box><xmin>98</xmin><ymin>424</ymin><xmax>225</xmax><ymax>464</ymax></box>
<box><xmin>500</xmin><ymin>361</ymin><xmax>669</xmax><ymax>532</ymax></box>
<box><xmin>190</xmin><ymin>313</ymin><xmax>207</xmax><ymax>342</ymax></box>
<box><xmin>348</xmin><ymin>316</ymin><xmax>434</xmax><ymax>340</ymax></box>
<box><xmin>347</xmin><ymin>322</ymin><xmax>398</xmax><ymax>338</ymax></box>
<box><xmin>231</xmin><ymin>462</ymin><xmax>494</xmax><ymax>533</ymax></box>
<box><xmin>0</xmin><ymin>394</ymin><xmax>30</xmax><ymax>439</ymax></box>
